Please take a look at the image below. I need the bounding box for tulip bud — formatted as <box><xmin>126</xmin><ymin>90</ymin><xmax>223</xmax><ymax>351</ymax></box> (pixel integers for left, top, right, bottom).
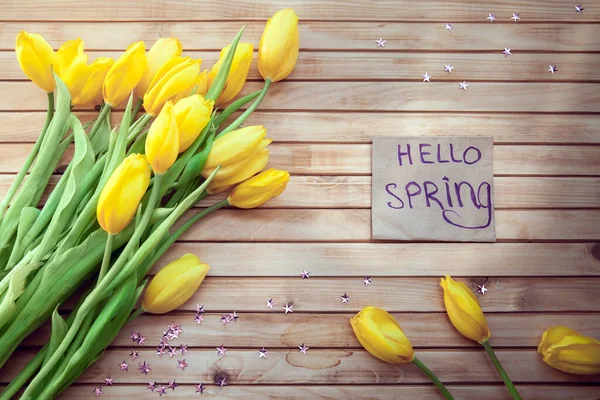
<box><xmin>142</xmin><ymin>254</ymin><xmax>209</xmax><ymax>314</ymax></box>
<box><xmin>97</xmin><ymin>154</ymin><xmax>151</xmax><ymax>234</ymax></box>
<box><xmin>103</xmin><ymin>41</ymin><xmax>147</xmax><ymax>107</ymax></box>
<box><xmin>143</xmin><ymin>56</ymin><xmax>201</xmax><ymax>116</ymax></box>
<box><xmin>15</xmin><ymin>31</ymin><xmax>57</xmax><ymax>92</ymax></box>
<box><xmin>208</xmin><ymin>148</ymin><xmax>269</xmax><ymax>194</ymax></box>
<box><xmin>173</xmin><ymin>94</ymin><xmax>214</xmax><ymax>153</ymax></box>
<box><xmin>71</xmin><ymin>58</ymin><xmax>114</xmax><ymax>108</ymax></box>
<box><xmin>258</xmin><ymin>9</ymin><xmax>299</xmax><ymax>82</ymax></box>
<box><xmin>62</xmin><ymin>52</ymin><xmax>89</xmax><ymax>100</ymax></box>
<box><xmin>227</xmin><ymin>168</ymin><xmax>289</xmax><ymax>209</ymax></box>
<box><xmin>440</xmin><ymin>276</ymin><xmax>491</xmax><ymax>343</ymax></box>
<box><xmin>538</xmin><ymin>326</ymin><xmax>600</xmax><ymax>375</ymax></box>
<box><xmin>208</xmin><ymin>43</ymin><xmax>253</xmax><ymax>105</ymax></box>
<box><xmin>173</xmin><ymin>69</ymin><xmax>210</xmax><ymax>103</ymax></box>
<box><xmin>138</xmin><ymin>37</ymin><xmax>183</xmax><ymax>97</ymax></box>
<box><xmin>350</xmin><ymin>306</ymin><xmax>415</xmax><ymax>364</ymax></box>
<box><xmin>55</xmin><ymin>39</ymin><xmax>83</xmax><ymax>78</ymax></box>
<box><xmin>145</xmin><ymin>101</ymin><xmax>179</xmax><ymax>174</ymax></box>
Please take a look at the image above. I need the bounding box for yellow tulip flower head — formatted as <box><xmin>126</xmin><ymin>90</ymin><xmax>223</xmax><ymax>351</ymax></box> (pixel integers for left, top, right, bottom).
<box><xmin>142</xmin><ymin>253</ymin><xmax>210</xmax><ymax>314</ymax></box>
<box><xmin>258</xmin><ymin>8</ymin><xmax>299</xmax><ymax>82</ymax></box>
<box><xmin>138</xmin><ymin>37</ymin><xmax>183</xmax><ymax>97</ymax></box>
<box><xmin>71</xmin><ymin>58</ymin><xmax>114</xmax><ymax>108</ymax></box>
<box><xmin>15</xmin><ymin>31</ymin><xmax>57</xmax><ymax>92</ymax></box>
<box><xmin>143</xmin><ymin>56</ymin><xmax>201</xmax><ymax>116</ymax></box>
<box><xmin>208</xmin><ymin>148</ymin><xmax>270</xmax><ymax>194</ymax></box>
<box><xmin>62</xmin><ymin>51</ymin><xmax>89</xmax><ymax>101</ymax></box>
<box><xmin>350</xmin><ymin>306</ymin><xmax>415</xmax><ymax>364</ymax></box>
<box><xmin>55</xmin><ymin>39</ymin><xmax>83</xmax><ymax>78</ymax></box>
<box><xmin>103</xmin><ymin>41</ymin><xmax>147</xmax><ymax>107</ymax></box>
<box><xmin>145</xmin><ymin>101</ymin><xmax>180</xmax><ymax>174</ymax></box>
<box><xmin>173</xmin><ymin>94</ymin><xmax>214</xmax><ymax>153</ymax></box>
<box><xmin>440</xmin><ymin>276</ymin><xmax>491</xmax><ymax>343</ymax></box>
<box><xmin>173</xmin><ymin>69</ymin><xmax>210</xmax><ymax>103</ymax></box>
<box><xmin>538</xmin><ymin>326</ymin><xmax>600</xmax><ymax>375</ymax></box>
<box><xmin>208</xmin><ymin>43</ymin><xmax>253</xmax><ymax>105</ymax></box>
<box><xmin>97</xmin><ymin>154</ymin><xmax>151</xmax><ymax>234</ymax></box>
<box><xmin>227</xmin><ymin>168</ymin><xmax>290</xmax><ymax>209</ymax></box>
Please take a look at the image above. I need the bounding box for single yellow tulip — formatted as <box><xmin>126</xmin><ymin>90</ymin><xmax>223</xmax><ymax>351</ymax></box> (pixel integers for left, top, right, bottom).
<box><xmin>103</xmin><ymin>41</ymin><xmax>147</xmax><ymax>107</ymax></box>
<box><xmin>208</xmin><ymin>43</ymin><xmax>253</xmax><ymax>105</ymax></box>
<box><xmin>15</xmin><ymin>31</ymin><xmax>57</xmax><ymax>92</ymax></box>
<box><xmin>173</xmin><ymin>69</ymin><xmax>210</xmax><ymax>103</ymax></box>
<box><xmin>143</xmin><ymin>56</ymin><xmax>201</xmax><ymax>116</ymax></box>
<box><xmin>142</xmin><ymin>253</ymin><xmax>209</xmax><ymax>314</ymax></box>
<box><xmin>145</xmin><ymin>101</ymin><xmax>179</xmax><ymax>174</ymax></box>
<box><xmin>138</xmin><ymin>37</ymin><xmax>183</xmax><ymax>97</ymax></box>
<box><xmin>208</xmin><ymin>148</ymin><xmax>270</xmax><ymax>194</ymax></box>
<box><xmin>538</xmin><ymin>326</ymin><xmax>600</xmax><ymax>375</ymax></box>
<box><xmin>227</xmin><ymin>168</ymin><xmax>289</xmax><ymax>209</ymax></box>
<box><xmin>71</xmin><ymin>58</ymin><xmax>114</xmax><ymax>108</ymax></box>
<box><xmin>55</xmin><ymin>39</ymin><xmax>83</xmax><ymax>78</ymax></box>
<box><xmin>202</xmin><ymin>125</ymin><xmax>267</xmax><ymax>175</ymax></box>
<box><xmin>350</xmin><ymin>306</ymin><xmax>415</xmax><ymax>364</ymax></box>
<box><xmin>440</xmin><ymin>276</ymin><xmax>491</xmax><ymax>343</ymax></box>
<box><xmin>62</xmin><ymin>51</ymin><xmax>89</xmax><ymax>100</ymax></box>
<box><xmin>173</xmin><ymin>94</ymin><xmax>214</xmax><ymax>153</ymax></box>
<box><xmin>258</xmin><ymin>8</ymin><xmax>299</xmax><ymax>82</ymax></box>
<box><xmin>97</xmin><ymin>154</ymin><xmax>151</xmax><ymax>234</ymax></box>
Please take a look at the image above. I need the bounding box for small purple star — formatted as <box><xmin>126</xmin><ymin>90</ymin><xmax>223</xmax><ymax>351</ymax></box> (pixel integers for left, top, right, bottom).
<box><xmin>258</xmin><ymin>347</ymin><xmax>269</xmax><ymax>359</ymax></box>
<box><xmin>136</xmin><ymin>335</ymin><xmax>146</xmax><ymax>345</ymax></box>
<box><xmin>444</xmin><ymin>23</ymin><xmax>453</xmax><ymax>31</ymax></box>
<box><xmin>283</xmin><ymin>302</ymin><xmax>294</xmax><ymax>314</ymax></box>
<box><xmin>129</xmin><ymin>331</ymin><xmax>140</xmax><ymax>342</ymax></box>
<box><xmin>221</xmin><ymin>314</ymin><xmax>232</xmax><ymax>325</ymax></box>
<box><xmin>575</xmin><ymin>4</ymin><xmax>584</xmax><ymax>13</ymax></box>
<box><xmin>298</xmin><ymin>343</ymin><xmax>309</xmax><ymax>354</ymax></box>
<box><xmin>195</xmin><ymin>383</ymin><xmax>205</xmax><ymax>394</ymax></box>
<box><xmin>422</xmin><ymin>72</ymin><xmax>431</xmax><ymax>82</ymax></box>
<box><xmin>478</xmin><ymin>284</ymin><xmax>488</xmax><ymax>295</ymax></box>
<box><xmin>147</xmin><ymin>381</ymin><xmax>157</xmax><ymax>391</ymax></box>
<box><xmin>548</xmin><ymin>65</ymin><xmax>557</xmax><ymax>74</ymax></box>
<box><xmin>230</xmin><ymin>311</ymin><xmax>239</xmax><ymax>322</ymax></box>
<box><xmin>119</xmin><ymin>361</ymin><xmax>129</xmax><ymax>371</ymax></box>
<box><xmin>458</xmin><ymin>81</ymin><xmax>469</xmax><ymax>91</ymax></box>
<box><xmin>362</xmin><ymin>276</ymin><xmax>372</xmax><ymax>286</ymax></box>
<box><xmin>194</xmin><ymin>313</ymin><xmax>204</xmax><ymax>324</ymax></box>
<box><xmin>93</xmin><ymin>386</ymin><xmax>103</xmax><ymax>396</ymax></box>
<box><xmin>444</xmin><ymin>64</ymin><xmax>454</xmax><ymax>73</ymax></box>
<box><xmin>216</xmin><ymin>345</ymin><xmax>228</xmax><ymax>356</ymax></box>
<box><xmin>157</xmin><ymin>385</ymin><xmax>167</xmax><ymax>396</ymax></box>
<box><xmin>177</xmin><ymin>359</ymin><xmax>188</xmax><ymax>371</ymax></box>
<box><xmin>375</xmin><ymin>38</ymin><xmax>386</xmax><ymax>48</ymax></box>
<box><xmin>511</xmin><ymin>13</ymin><xmax>520</xmax><ymax>22</ymax></box>
<box><xmin>340</xmin><ymin>293</ymin><xmax>350</xmax><ymax>304</ymax></box>
<box><xmin>196</xmin><ymin>304</ymin><xmax>205</xmax><ymax>313</ymax></box>
<box><xmin>168</xmin><ymin>346</ymin><xmax>179</xmax><ymax>358</ymax></box>
<box><xmin>167</xmin><ymin>379</ymin><xmax>179</xmax><ymax>390</ymax></box>
<box><xmin>502</xmin><ymin>48</ymin><xmax>512</xmax><ymax>57</ymax></box>
<box><xmin>103</xmin><ymin>376</ymin><xmax>113</xmax><ymax>386</ymax></box>
<box><xmin>130</xmin><ymin>349</ymin><xmax>139</xmax><ymax>361</ymax></box>
<box><xmin>265</xmin><ymin>298</ymin><xmax>276</xmax><ymax>309</ymax></box>
<box><xmin>300</xmin><ymin>269</ymin><xmax>310</xmax><ymax>279</ymax></box>
<box><xmin>486</xmin><ymin>13</ymin><xmax>496</xmax><ymax>22</ymax></box>
<box><xmin>218</xmin><ymin>376</ymin><xmax>228</xmax><ymax>388</ymax></box>
<box><xmin>180</xmin><ymin>344</ymin><xmax>189</xmax><ymax>355</ymax></box>
<box><xmin>138</xmin><ymin>361</ymin><xmax>151</xmax><ymax>375</ymax></box>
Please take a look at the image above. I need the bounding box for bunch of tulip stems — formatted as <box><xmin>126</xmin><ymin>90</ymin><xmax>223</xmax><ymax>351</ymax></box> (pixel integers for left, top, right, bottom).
<box><xmin>0</xmin><ymin>8</ymin><xmax>299</xmax><ymax>399</ymax></box>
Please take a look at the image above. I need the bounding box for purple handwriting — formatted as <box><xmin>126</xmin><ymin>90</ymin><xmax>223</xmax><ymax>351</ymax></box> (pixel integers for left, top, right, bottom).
<box><xmin>398</xmin><ymin>143</ymin><xmax>482</xmax><ymax>166</ymax></box>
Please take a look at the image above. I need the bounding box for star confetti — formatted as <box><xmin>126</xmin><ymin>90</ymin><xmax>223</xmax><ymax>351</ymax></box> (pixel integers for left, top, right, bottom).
<box><xmin>511</xmin><ymin>13</ymin><xmax>520</xmax><ymax>22</ymax></box>
<box><xmin>221</xmin><ymin>314</ymin><xmax>232</xmax><ymax>325</ymax></box>
<box><xmin>180</xmin><ymin>344</ymin><xmax>189</xmax><ymax>355</ymax></box>
<box><xmin>177</xmin><ymin>359</ymin><xmax>188</xmax><ymax>371</ymax></box>
<box><xmin>231</xmin><ymin>311</ymin><xmax>239</xmax><ymax>322</ymax></box>
<box><xmin>93</xmin><ymin>386</ymin><xmax>103</xmax><ymax>397</ymax></box>
<box><xmin>156</xmin><ymin>345</ymin><xmax>166</xmax><ymax>358</ymax></box>
<box><xmin>575</xmin><ymin>4</ymin><xmax>584</xmax><ymax>13</ymax></box>
<box><xmin>147</xmin><ymin>381</ymin><xmax>157</xmax><ymax>391</ymax></box>
<box><xmin>444</xmin><ymin>64</ymin><xmax>454</xmax><ymax>73</ymax></box>
<box><xmin>157</xmin><ymin>385</ymin><xmax>167</xmax><ymax>396</ymax></box>
<box><xmin>362</xmin><ymin>276</ymin><xmax>372</xmax><ymax>286</ymax></box>
<box><xmin>217</xmin><ymin>345</ymin><xmax>228</xmax><ymax>356</ymax></box>
<box><xmin>138</xmin><ymin>361</ymin><xmax>152</xmax><ymax>375</ymax></box>
<box><xmin>265</xmin><ymin>298</ymin><xmax>276</xmax><ymax>309</ymax></box>
<box><xmin>486</xmin><ymin>13</ymin><xmax>496</xmax><ymax>22</ymax></box>
<box><xmin>168</xmin><ymin>346</ymin><xmax>179</xmax><ymax>358</ymax></box>
<box><xmin>459</xmin><ymin>81</ymin><xmax>469</xmax><ymax>91</ymax></box>
<box><xmin>218</xmin><ymin>376</ymin><xmax>228</xmax><ymax>388</ymax></box>
<box><xmin>300</xmin><ymin>269</ymin><xmax>310</xmax><ymax>279</ymax></box>
<box><xmin>194</xmin><ymin>313</ymin><xmax>205</xmax><ymax>324</ymax></box>
<box><xmin>130</xmin><ymin>349</ymin><xmax>139</xmax><ymax>361</ymax></box>
<box><xmin>375</xmin><ymin>38</ymin><xmax>386</xmax><ymax>48</ymax></box>
<box><xmin>478</xmin><ymin>284</ymin><xmax>488</xmax><ymax>295</ymax></box>
<box><xmin>168</xmin><ymin>379</ymin><xmax>179</xmax><ymax>390</ymax></box>
<box><xmin>104</xmin><ymin>376</ymin><xmax>114</xmax><ymax>386</ymax></box>
<box><xmin>548</xmin><ymin>65</ymin><xmax>557</xmax><ymax>74</ymax></box>
<box><xmin>136</xmin><ymin>335</ymin><xmax>146</xmax><ymax>345</ymax></box>
<box><xmin>502</xmin><ymin>48</ymin><xmax>512</xmax><ymax>57</ymax></box>
<box><xmin>258</xmin><ymin>347</ymin><xmax>269</xmax><ymax>359</ymax></box>
<box><xmin>298</xmin><ymin>343</ymin><xmax>309</xmax><ymax>354</ymax></box>
<box><xmin>195</xmin><ymin>383</ymin><xmax>205</xmax><ymax>394</ymax></box>
<box><xmin>129</xmin><ymin>331</ymin><xmax>140</xmax><ymax>342</ymax></box>
<box><xmin>444</xmin><ymin>23</ymin><xmax>453</xmax><ymax>31</ymax></box>
<box><xmin>283</xmin><ymin>302</ymin><xmax>294</xmax><ymax>314</ymax></box>
<box><xmin>422</xmin><ymin>72</ymin><xmax>431</xmax><ymax>82</ymax></box>
<box><xmin>119</xmin><ymin>361</ymin><xmax>129</xmax><ymax>371</ymax></box>
<box><xmin>196</xmin><ymin>304</ymin><xmax>205</xmax><ymax>313</ymax></box>
<box><xmin>340</xmin><ymin>293</ymin><xmax>350</xmax><ymax>304</ymax></box>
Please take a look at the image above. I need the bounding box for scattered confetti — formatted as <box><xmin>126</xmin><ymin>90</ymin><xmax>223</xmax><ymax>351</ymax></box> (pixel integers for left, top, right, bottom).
<box><xmin>221</xmin><ymin>313</ymin><xmax>232</xmax><ymax>325</ymax></box>
<box><xmin>147</xmin><ymin>381</ymin><xmax>157</xmax><ymax>391</ymax></box>
<box><xmin>502</xmin><ymin>48</ymin><xmax>512</xmax><ymax>57</ymax></box>
<box><xmin>195</xmin><ymin>383</ymin><xmax>205</xmax><ymax>394</ymax></box>
<box><xmin>300</xmin><ymin>269</ymin><xmax>311</xmax><ymax>279</ymax></box>
<box><xmin>283</xmin><ymin>302</ymin><xmax>294</xmax><ymax>314</ymax></box>
<box><xmin>129</xmin><ymin>331</ymin><xmax>140</xmax><ymax>342</ymax></box>
<box><xmin>119</xmin><ymin>361</ymin><xmax>129</xmax><ymax>371</ymax></box>
<box><xmin>486</xmin><ymin>13</ymin><xmax>496</xmax><ymax>22</ymax></box>
<box><xmin>194</xmin><ymin>313</ymin><xmax>204</xmax><ymax>324</ymax></box>
<box><xmin>548</xmin><ymin>65</ymin><xmax>557</xmax><ymax>74</ymax></box>
<box><xmin>217</xmin><ymin>345</ymin><xmax>228</xmax><ymax>356</ymax></box>
<box><xmin>298</xmin><ymin>343</ymin><xmax>310</xmax><ymax>354</ymax></box>
<box><xmin>177</xmin><ymin>359</ymin><xmax>188</xmax><ymax>371</ymax></box>
<box><xmin>168</xmin><ymin>379</ymin><xmax>179</xmax><ymax>390</ymax></box>
<box><xmin>258</xmin><ymin>347</ymin><xmax>269</xmax><ymax>359</ymax></box>
<box><xmin>422</xmin><ymin>72</ymin><xmax>431</xmax><ymax>82</ymax></box>
<box><xmin>340</xmin><ymin>293</ymin><xmax>350</xmax><ymax>304</ymax></box>
<box><xmin>168</xmin><ymin>345</ymin><xmax>179</xmax><ymax>358</ymax></box>
<box><xmin>575</xmin><ymin>4</ymin><xmax>584</xmax><ymax>13</ymax></box>
<box><xmin>93</xmin><ymin>386</ymin><xmax>103</xmax><ymax>397</ymax></box>
<box><xmin>180</xmin><ymin>344</ymin><xmax>189</xmax><ymax>355</ymax></box>
<box><xmin>156</xmin><ymin>345</ymin><xmax>166</xmax><ymax>358</ymax></box>
<box><xmin>362</xmin><ymin>276</ymin><xmax>372</xmax><ymax>286</ymax></box>
<box><xmin>138</xmin><ymin>361</ymin><xmax>152</xmax><ymax>375</ymax></box>
<box><xmin>458</xmin><ymin>81</ymin><xmax>469</xmax><ymax>91</ymax></box>
<box><xmin>157</xmin><ymin>385</ymin><xmax>167</xmax><ymax>396</ymax></box>
<box><xmin>511</xmin><ymin>13</ymin><xmax>520</xmax><ymax>22</ymax></box>
<box><xmin>231</xmin><ymin>311</ymin><xmax>239</xmax><ymax>322</ymax></box>
<box><xmin>130</xmin><ymin>349</ymin><xmax>139</xmax><ymax>361</ymax></box>
<box><xmin>196</xmin><ymin>304</ymin><xmax>205</xmax><ymax>313</ymax></box>
<box><xmin>444</xmin><ymin>23</ymin><xmax>453</xmax><ymax>31</ymax></box>
<box><xmin>104</xmin><ymin>376</ymin><xmax>114</xmax><ymax>386</ymax></box>
<box><xmin>444</xmin><ymin>64</ymin><xmax>454</xmax><ymax>73</ymax></box>
<box><xmin>218</xmin><ymin>376</ymin><xmax>228</xmax><ymax>388</ymax></box>
<box><xmin>137</xmin><ymin>335</ymin><xmax>146</xmax><ymax>345</ymax></box>
<box><xmin>265</xmin><ymin>298</ymin><xmax>276</xmax><ymax>309</ymax></box>
<box><xmin>375</xmin><ymin>38</ymin><xmax>386</xmax><ymax>48</ymax></box>
<box><xmin>478</xmin><ymin>284</ymin><xmax>488</xmax><ymax>295</ymax></box>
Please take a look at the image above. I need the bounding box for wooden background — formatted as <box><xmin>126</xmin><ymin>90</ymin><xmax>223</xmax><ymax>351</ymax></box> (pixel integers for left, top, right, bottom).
<box><xmin>1</xmin><ymin>0</ymin><xmax>600</xmax><ymax>398</ymax></box>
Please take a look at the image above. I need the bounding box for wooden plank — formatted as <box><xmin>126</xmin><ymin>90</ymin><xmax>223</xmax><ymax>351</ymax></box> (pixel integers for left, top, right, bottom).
<box><xmin>24</xmin><ymin>312</ymin><xmax>600</xmax><ymax>348</ymax></box>
<box><xmin>2</xmin><ymin>0</ymin><xmax>599</xmax><ymax>22</ymax></box>
<box><xmin>3</xmin><ymin>81</ymin><xmax>600</xmax><ymax>112</ymax></box>
<box><xmin>1</xmin><ymin>22</ymin><xmax>599</xmax><ymax>51</ymax></box>
<box><xmin>3</xmin><ymin>349</ymin><xmax>600</xmax><ymax>384</ymax></box>
<box><xmin>55</xmin><ymin>385</ymin><xmax>600</xmax><ymax>400</ymax></box>
<box><xmin>3</xmin><ymin>112</ymin><xmax>600</xmax><ymax>144</ymax></box>
<box><xmin>4</xmin><ymin>52</ymin><xmax>600</xmax><ymax>82</ymax></box>
<box><xmin>1</xmin><ymin>143</ymin><xmax>599</xmax><ymax>176</ymax></box>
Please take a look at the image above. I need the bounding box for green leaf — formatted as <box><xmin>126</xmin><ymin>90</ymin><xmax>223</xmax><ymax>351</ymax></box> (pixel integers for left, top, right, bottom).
<box><xmin>7</xmin><ymin>207</ymin><xmax>41</xmax><ymax>266</ymax></box>
<box><xmin>90</xmin><ymin>109</ymin><xmax>112</xmax><ymax>156</ymax></box>
<box><xmin>0</xmin><ymin>261</ymin><xmax>42</xmax><ymax>331</ymax></box>
<box><xmin>127</xmin><ymin>130</ymin><xmax>147</xmax><ymax>155</ymax></box>
<box><xmin>177</xmin><ymin>130</ymin><xmax>215</xmax><ymax>187</ymax></box>
<box><xmin>205</xmin><ymin>25</ymin><xmax>246</xmax><ymax>101</ymax></box>
<box><xmin>43</xmin><ymin>308</ymin><xmax>68</xmax><ymax>367</ymax></box>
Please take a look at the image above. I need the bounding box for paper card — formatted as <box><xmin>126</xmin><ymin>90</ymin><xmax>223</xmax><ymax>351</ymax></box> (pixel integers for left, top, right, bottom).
<box><xmin>372</xmin><ymin>136</ymin><xmax>496</xmax><ymax>242</ymax></box>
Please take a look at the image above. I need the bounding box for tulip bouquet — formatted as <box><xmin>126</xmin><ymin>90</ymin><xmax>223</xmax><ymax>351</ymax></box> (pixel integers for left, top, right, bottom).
<box><xmin>0</xmin><ymin>8</ymin><xmax>298</xmax><ymax>399</ymax></box>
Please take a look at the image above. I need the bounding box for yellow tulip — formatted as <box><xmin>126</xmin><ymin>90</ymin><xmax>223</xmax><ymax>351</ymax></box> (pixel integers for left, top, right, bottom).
<box><xmin>103</xmin><ymin>41</ymin><xmax>147</xmax><ymax>107</ymax></box>
<box><xmin>227</xmin><ymin>168</ymin><xmax>289</xmax><ymax>209</ymax></box>
<box><xmin>538</xmin><ymin>326</ymin><xmax>600</xmax><ymax>375</ymax></box>
<box><xmin>143</xmin><ymin>56</ymin><xmax>201</xmax><ymax>116</ymax></box>
<box><xmin>62</xmin><ymin>51</ymin><xmax>89</xmax><ymax>100</ymax></box>
<box><xmin>173</xmin><ymin>94</ymin><xmax>214</xmax><ymax>153</ymax></box>
<box><xmin>55</xmin><ymin>39</ymin><xmax>83</xmax><ymax>78</ymax></box>
<box><xmin>71</xmin><ymin>58</ymin><xmax>114</xmax><ymax>108</ymax></box>
<box><xmin>142</xmin><ymin>254</ymin><xmax>209</xmax><ymax>314</ymax></box>
<box><xmin>145</xmin><ymin>101</ymin><xmax>179</xmax><ymax>174</ymax></box>
<box><xmin>138</xmin><ymin>37</ymin><xmax>182</xmax><ymax>97</ymax></box>
<box><xmin>15</xmin><ymin>31</ymin><xmax>57</xmax><ymax>92</ymax></box>
<box><xmin>208</xmin><ymin>148</ymin><xmax>270</xmax><ymax>194</ymax></box>
<box><xmin>97</xmin><ymin>154</ymin><xmax>151</xmax><ymax>234</ymax></box>
<box><xmin>208</xmin><ymin>43</ymin><xmax>253</xmax><ymax>105</ymax></box>
<box><xmin>440</xmin><ymin>276</ymin><xmax>490</xmax><ymax>343</ymax></box>
<box><xmin>173</xmin><ymin>69</ymin><xmax>210</xmax><ymax>103</ymax></box>
<box><xmin>258</xmin><ymin>8</ymin><xmax>299</xmax><ymax>82</ymax></box>
<box><xmin>350</xmin><ymin>306</ymin><xmax>415</xmax><ymax>364</ymax></box>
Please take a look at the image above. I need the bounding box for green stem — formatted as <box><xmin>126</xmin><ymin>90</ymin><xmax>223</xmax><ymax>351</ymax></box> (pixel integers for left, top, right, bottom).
<box><xmin>97</xmin><ymin>234</ymin><xmax>114</xmax><ymax>284</ymax></box>
<box><xmin>213</xmin><ymin>90</ymin><xmax>261</xmax><ymax>127</ymax></box>
<box><xmin>219</xmin><ymin>79</ymin><xmax>271</xmax><ymax>136</ymax></box>
<box><xmin>0</xmin><ymin>344</ymin><xmax>47</xmax><ymax>400</ymax></box>
<box><xmin>482</xmin><ymin>341</ymin><xmax>522</xmax><ymax>400</ymax></box>
<box><xmin>0</xmin><ymin>92</ymin><xmax>54</xmax><ymax>222</ymax></box>
<box><xmin>132</xmin><ymin>98</ymin><xmax>143</xmax><ymax>119</ymax></box>
<box><xmin>412</xmin><ymin>356</ymin><xmax>455</xmax><ymax>400</ymax></box>
<box><xmin>87</xmin><ymin>103</ymin><xmax>111</xmax><ymax>141</ymax></box>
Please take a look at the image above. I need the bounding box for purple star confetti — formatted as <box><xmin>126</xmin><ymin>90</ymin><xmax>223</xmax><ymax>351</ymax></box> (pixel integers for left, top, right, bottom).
<box><xmin>217</xmin><ymin>345</ymin><xmax>228</xmax><ymax>356</ymax></box>
<box><xmin>168</xmin><ymin>379</ymin><xmax>179</xmax><ymax>390</ymax></box>
<box><xmin>196</xmin><ymin>304</ymin><xmax>205</xmax><ymax>313</ymax></box>
<box><xmin>422</xmin><ymin>72</ymin><xmax>431</xmax><ymax>82</ymax></box>
<box><xmin>362</xmin><ymin>276</ymin><xmax>372</xmax><ymax>286</ymax></box>
<box><xmin>168</xmin><ymin>345</ymin><xmax>179</xmax><ymax>358</ymax></box>
<box><xmin>180</xmin><ymin>344</ymin><xmax>189</xmax><ymax>355</ymax></box>
<box><xmin>221</xmin><ymin>313</ymin><xmax>233</xmax><ymax>325</ymax></box>
<box><xmin>194</xmin><ymin>313</ymin><xmax>204</xmax><ymax>324</ymax></box>
<box><xmin>218</xmin><ymin>376</ymin><xmax>228</xmax><ymax>388</ymax></box>
<box><xmin>104</xmin><ymin>376</ymin><xmax>114</xmax><ymax>386</ymax></box>
<box><xmin>93</xmin><ymin>386</ymin><xmax>103</xmax><ymax>397</ymax></box>
<box><xmin>444</xmin><ymin>64</ymin><xmax>454</xmax><ymax>73</ymax></box>
<box><xmin>147</xmin><ymin>381</ymin><xmax>157</xmax><ymax>391</ymax></box>
<box><xmin>156</xmin><ymin>345</ymin><xmax>166</xmax><ymax>358</ymax></box>
<box><xmin>459</xmin><ymin>81</ymin><xmax>469</xmax><ymax>91</ymax></box>
<box><xmin>195</xmin><ymin>383</ymin><xmax>205</xmax><ymax>394</ymax></box>
<box><xmin>444</xmin><ymin>23</ymin><xmax>453</xmax><ymax>31</ymax></box>
<box><xmin>177</xmin><ymin>359</ymin><xmax>188</xmax><ymax>371</ymax></box>
<box><xmin>119</xmin><ymin>360</ymin><xmax>129</xmax><ymax>371</ymax></box>
<box><xmin>375</xmin><ymin>38</ymin><xmax>386</xmax><ymax>48</ymax></box>
<box><xmin>477</xmin><ymin>284</ymin><xmax>488</xmax><ymax>295</ymax></box>
<box><xmin>130</xmin><ymin>349</ymin><xmax>139</xmax><ymax>361</ymax></box>
<box><xmin>502</xmin><ymin>48</ymin><xmax>512</xmax><ymax>57</ymax></box>
<box><xmin>511</xmin><ymin>13</ymin><xmax>520</xmax><ymax>22</ymax></box>
<box><xmin>138</xmin><ymin>361</ymin><xmax>152</xmax><ymax>375</ymax></box>
<box><xmin>283</xmin><ymin>302</ymin><xmax>294</xmax><ymax>314</ymax></box>
<box><xmin>157</xmin><ymin>385</ymin><xmax>167</xmax><ymax>396</ymax></box>
<box><xmin>258</xmin><ymin>347</ymin><xmax>269</xmax><ymax>359</ymax></box>
<box><xmin>136</xmin><ymin>335</ymin><xmax>146</xmax><ymax>345</ymax></box>
<box><xmin>486</xmin><ymin>13</ymin><xmax>496</xmax><ymax>22</ymax></box>
<box><xmin>548</xmin><ymin>65</ymin><xmax>557</xmax><ymax>74</ymax></box>
<box><xmin>575</xmin><ymin>4</ymin><xmax>584</xmax><ymax>13</ymax></box>
<box><xmin>340</xmin><ymin>293</ymin><xmax>350</xmax><ymax>304</ymax></box>
<box><xmin>265</xmin><ymin>298</ymin><xmax>276</xmax><ymax>309</ymax></box>
<box><xmin>298</xmin><ymin>343</ymin><xmax>309</xmax><ymax>354</ymax></box>
<box><xmin>300</xmin><ymin>269</ymin><xmax>310</xmax><ymax>279</ymax></box>
<box><xmin>129</xmin><ymin>331</ymin><xmax>140</xmax><ymax>342</ymax></box>
<box><xmin>231</xmin><ymin>311</ymin><xmax>239</xmax><ymax>322</ymax></box>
